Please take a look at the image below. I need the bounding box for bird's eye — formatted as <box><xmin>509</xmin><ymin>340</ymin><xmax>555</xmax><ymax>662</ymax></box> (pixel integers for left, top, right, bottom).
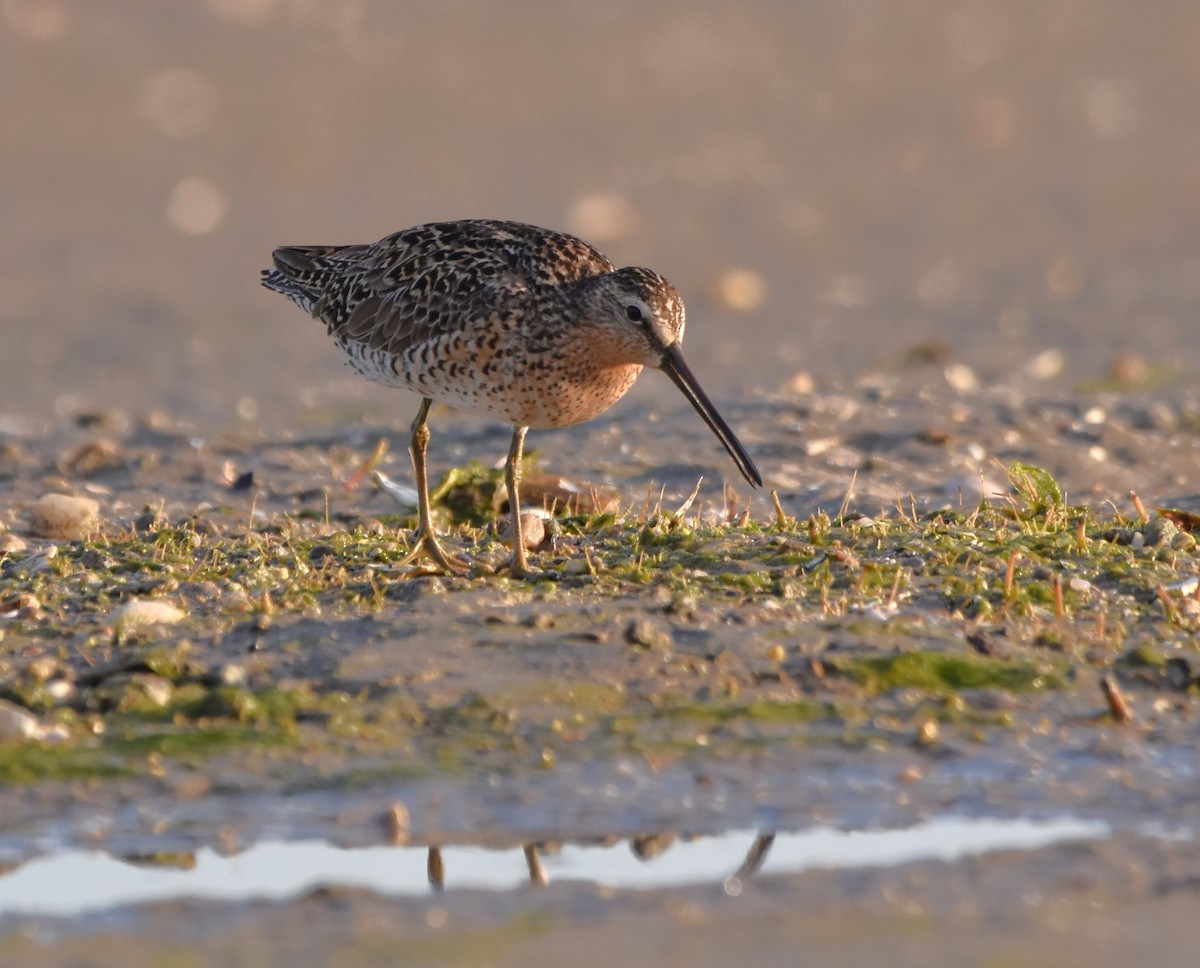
<box><xmin>625</xmin><ymin>304</ymin><xmax>645</xmax><ymax>323</ymax></box>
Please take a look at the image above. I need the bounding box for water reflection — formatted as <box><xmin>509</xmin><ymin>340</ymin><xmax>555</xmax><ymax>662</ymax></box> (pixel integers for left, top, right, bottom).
<box><xmin>0</xmin><ymin>817</ymin><xmax>1110</xmax><ymax>920</ymax></box>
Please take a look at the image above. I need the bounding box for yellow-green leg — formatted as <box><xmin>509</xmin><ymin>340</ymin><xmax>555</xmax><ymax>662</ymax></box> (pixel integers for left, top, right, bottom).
<box><xmin>501</xmin><ymin>424</ymin><xmax>541</xmax><ymax>578</ymax></box>
<box><xmin>397</xmin><ymin>398</ymin><xmax>470</xmax><ymax>573</ymax></box>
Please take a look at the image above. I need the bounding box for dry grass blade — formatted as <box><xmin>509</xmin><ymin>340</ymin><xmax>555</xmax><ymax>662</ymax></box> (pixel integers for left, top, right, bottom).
<box><xmin>836</xmin><ymin>469</ymin><xmax>858</xmax><ymax>522</ymax></box>
<box><xmin>674</xmin><ymin>477</ymin><xmax>703</xmax><ymax>517</ymax></box>
<box><xmin>770</xmin><ymin>489</ymin><xmax>791</xmax><ymax>529</ymax></box>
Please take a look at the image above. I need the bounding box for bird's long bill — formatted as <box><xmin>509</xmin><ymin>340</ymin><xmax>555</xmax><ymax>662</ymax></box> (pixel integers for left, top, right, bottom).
<box><xmin>659</xmin><ymin>344</ymin><xmax>763</xmax><ymax>487</ymax></box>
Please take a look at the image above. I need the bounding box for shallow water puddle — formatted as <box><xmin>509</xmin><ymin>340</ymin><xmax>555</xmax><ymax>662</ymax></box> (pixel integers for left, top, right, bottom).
<box><xmin>0</xmin><ymin>816</ymin><xmax>1109</xmax><ymax>919</ymax></box>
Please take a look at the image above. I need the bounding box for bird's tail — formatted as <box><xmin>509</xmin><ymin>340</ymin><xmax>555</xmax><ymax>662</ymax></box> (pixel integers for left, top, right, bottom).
<box><xmin>260</xmin><ymin>244</ymin><xmax>369</xmax><ymax>317</ymax></box>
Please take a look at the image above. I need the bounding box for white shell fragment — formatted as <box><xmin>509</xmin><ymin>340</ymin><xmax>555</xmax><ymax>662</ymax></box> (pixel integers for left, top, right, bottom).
<box><xmin>113</xmin><ymin>600</ymin><xmax>186</xmax><ymax>633</ymax></box>
<box><xmin>372</xmin><ymin>471</ymin><xmax>419</xmax><ymax>509</ymax></box>
<box><xmin>0</xmin><ymin>698</ymin><xmax>69</xmax><ymax>743</ymax></box>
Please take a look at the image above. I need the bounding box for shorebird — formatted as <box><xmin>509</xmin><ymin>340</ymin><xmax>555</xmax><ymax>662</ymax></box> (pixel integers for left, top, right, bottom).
<box><xmin>262</xmin><ymin>219</ymin><xmax>761</xmax><ymax>577</ymax></box>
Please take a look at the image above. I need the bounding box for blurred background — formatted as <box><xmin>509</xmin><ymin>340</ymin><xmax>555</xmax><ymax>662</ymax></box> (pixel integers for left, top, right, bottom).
<box><xmin>3</xmin><ymin>0</ymin><xmax>1198</xmax><ymax>431</ymax></box>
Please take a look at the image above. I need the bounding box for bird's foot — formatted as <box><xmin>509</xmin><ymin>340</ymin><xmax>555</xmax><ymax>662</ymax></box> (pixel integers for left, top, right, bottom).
<box><xmin>496</xmin><ymin>551</ymin><xmax>543</xmax><ymax>581</ymax></box>
<box><xmin>397</xmin><ymin>530</ymin><xmax>471</xmax><ymax>574</ymax></box>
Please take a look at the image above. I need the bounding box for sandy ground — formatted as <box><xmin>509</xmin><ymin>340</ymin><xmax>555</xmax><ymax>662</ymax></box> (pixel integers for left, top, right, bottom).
<box><xmin>3</xmin><ymin>2</ymin><xmax>1200</xmax><ymax>965</ymax></box>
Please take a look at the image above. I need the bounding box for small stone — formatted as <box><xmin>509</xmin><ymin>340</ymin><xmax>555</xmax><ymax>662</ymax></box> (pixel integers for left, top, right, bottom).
<box><xmin>1024</xmin><ymin>348</ymin><xmax>1064</xmax><ymax>381</ymax></box>
<box><xmin>1</xmin><ymin>593</ymin><xmax>41</xmax><ymax>620</ymax></box>
<box><xmin>132</xmin><ymin>674</ymin><xmax>173</xmax><ymax>708</ymax></box>
<box><xmin>218</xmin><ymin>663</ymin><xmax>247</xmax><ymax>686</ymax></box>
<box><xmin>45</xmin><ymin>680</ymin><xmax>74</xmax><ymax>701</ymax></box>
<box><xmin>112</xmin><ymin>599</ymin><xmax>186</xmax><ymax>634</ymax></box>
<box><xmin>1142</xmin><ymin>518</ymin><xmax>1179</xmax><ymax>548</ymax></box>
<box><xmin>189</xmin><ymin>581</ymin><xmax>222</xmax><ymax>602</ymax></box>
<box><xmin>1165</xmin><ymin>657</ymin><xmax>1192</xmax><ymax>692</ymax></box>
<box><xmin>914</xmin><ymin>718</ymin><xmax>940</xmax><ymax>748</ymax></box>
<box><xmin>61</xmin><ymin>440</ymin><xmax>124</xmax><ymax>477</ymax></box>
<box><xmin>631</xmin><ymin>833</ymin><xmax>677</xmax><ymax>860</ymax></box>
<box><xmin>0</xmin><ymin>698</ymin><xmax>67</xmax><ymax>743</ymax></box>
<box><xmin>943</xmin><ymin>362</ymin><xmax>980</xmax><ymax>394</ymax></box>
<box><xmin>497</xmin><ymin>512</ymin><xmax>546</xmax><ymax>551</ymax></box>
<box><xmin>29</xmin><ymin>493</ymin><xmax>101</xmax><ymax>540</ymax></box>
<box><xmin>1107</xmin><ymin>353</ymin><xmax>1149</xmax><ymax>386</ymax></box>
<box><xmin>561</xmin><ymin>558</ymin><xmax>591</xmax><ymax>576</ymax></box>
<box><xmin>1127</xmin><ymin>400</ymin><xmax>1176</xmax><ymax>431</ymax></box>
<box><xmin>25</xmin><ymin>656</ymin><xmax>57</xmax><ymax>681</ymax></box>
<box><xmin>74</xmin><ymin>410</ymin><xmax>130</xmax><ymax>433</ymax></box>
<box><xmin>135</xmin><ymin>506</ymin><xmax>170</xmax><ymax>533</ymax></box>
<box><xmin>1170</xmin><ymin>531</ymin><xmax>1197</xmax><ymax>552</ymax></box>
<box><xmin>784</xmin><ymin>371</ymin><xmax>815</xmax><ymax>395</ymax></box>
<box><xmin>97</xmin><ymin>673</ymin><xmax>173</xmax><ymax>711</ymax></box>
<box><xmin>624</xmin><ymin>616</ymin><xmax>671</xmax><ymax>651</ymax></box>
<box><xmin>9</xmin><ymin>546</ymin><xmax>56</xmax><ymax>576</ymax></box>
<box><xmin>0</xmin><ymin>699</ymin><xmax>39</xmax><ymax>740</ymax></box>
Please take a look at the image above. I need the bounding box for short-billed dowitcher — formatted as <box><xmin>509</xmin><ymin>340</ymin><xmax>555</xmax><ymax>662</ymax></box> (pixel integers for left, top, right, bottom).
<box><xmin>262</xmin><ymin>219</ymin><xmax>761</xmax><ymax>577</ymax></box>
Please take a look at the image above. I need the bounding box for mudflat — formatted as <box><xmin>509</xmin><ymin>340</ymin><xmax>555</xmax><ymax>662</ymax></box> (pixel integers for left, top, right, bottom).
<box><xmin>2</xmin><ymin>3</ymin><xmax>1200</xmax><ymax>965</ymax></box>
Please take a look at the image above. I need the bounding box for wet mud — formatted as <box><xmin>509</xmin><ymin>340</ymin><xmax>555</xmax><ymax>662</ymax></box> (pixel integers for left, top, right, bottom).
<box><xmin>5</xmin><ymin>1</ymin><xmax>1200</xmax><ymax>964</ymax></box>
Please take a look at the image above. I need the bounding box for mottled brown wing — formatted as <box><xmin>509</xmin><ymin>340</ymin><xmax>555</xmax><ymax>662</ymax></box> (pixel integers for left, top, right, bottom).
<box><xmin>335</xmin><ymin>220</ymin><xmax>615</xmax><ymax>358</ymax></box>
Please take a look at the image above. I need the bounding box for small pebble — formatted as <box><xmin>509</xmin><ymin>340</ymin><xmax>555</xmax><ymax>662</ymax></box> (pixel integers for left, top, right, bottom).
<box><xmin>914</xmin><ymin>718</ymin><xmax>940</xmax><ymax>748</ymax></box>
<box><xmin>29</xmin><ymin>493</ymin><xmax>101</xmax><ymax>540</ymax></box>
<box><xmin>0</xmin><ymin>698</ymin><xmax>68</xmax><ymax>743</ymax></box>
<box><xmin>0</xmin><ymin>700</ymin><xmax>41</xmax><ymax>740</ymax></box>
<box><xmin>25</xmin><ymin>656</ymin><xmax>57</xmax><ymax>681</ymax></box>
<box><xmin>9</xmin><ymin>546</ymin><xmax>56</xmax><ymax>577</ymax></box>
<box><xmin>61</xmin><ymin>440</ymin><xmax>124</xmax><ymax>477</ymax></box>
<box><xmin>497</xmin><ymin>512</ymin><xmax>546</xmax><ymax>551</ymax></box>
<box><xmin>132</xmin><ymin>674</ymin><xmax>173</xmax><ymax>708</ymax></box>
<box><xmin>1107</xmin><ymin>353</ymin><xmax>1149</xmax><ymax>386</ymax></box>
<box><xmin>784</xmin><ymin>371</ymin><xmax>815</xmax><ymax>395</ymax></box>
<box><xmin>943</xmin><ymin>362</ymin><xmax>980</xmax><ymax>394</ymax></box>
<box><xmin>1024</xmin><ymin>348</ymin><xmax>1064</xmax><ymax>381</ymax></box>
<box><xmin>1</xmin><ymin>593</ymin><xmax>41</xmax><ymax>620</ymax></box>
<box><xmin>45</xmin><ymin>680</ymin><xmax>74</xmax><ymax>701</ymax></box>
<box><xmin>1165</xmin><ymin>658</ymin><xmax>1192</xmax><ymax>692</ymax></box>
<box><xmin>624</xmin><ymin>616</ymin><xmax>671</xmax><ymax>651</ymax></box>
<box><xmin>113</xmin><ymin>599</ymin><xmax>186</xmax><ymax>634</ymax></box>
<box><xmin>219</xmin><ymin>663</ymin><xmax>247</xmax><ymax>686</ymax></box>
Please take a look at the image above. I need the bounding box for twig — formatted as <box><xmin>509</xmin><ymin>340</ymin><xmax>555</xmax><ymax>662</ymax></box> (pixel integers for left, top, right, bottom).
<box><xmin>1101</xmin><ymin>675</ymin><xmax>1133</xmax><ymax>723</ymax></box>
<box><xmin>1003</xmin><ymin>550</ymin><xmax>1018</xmax><ymax>601</ymax></box>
